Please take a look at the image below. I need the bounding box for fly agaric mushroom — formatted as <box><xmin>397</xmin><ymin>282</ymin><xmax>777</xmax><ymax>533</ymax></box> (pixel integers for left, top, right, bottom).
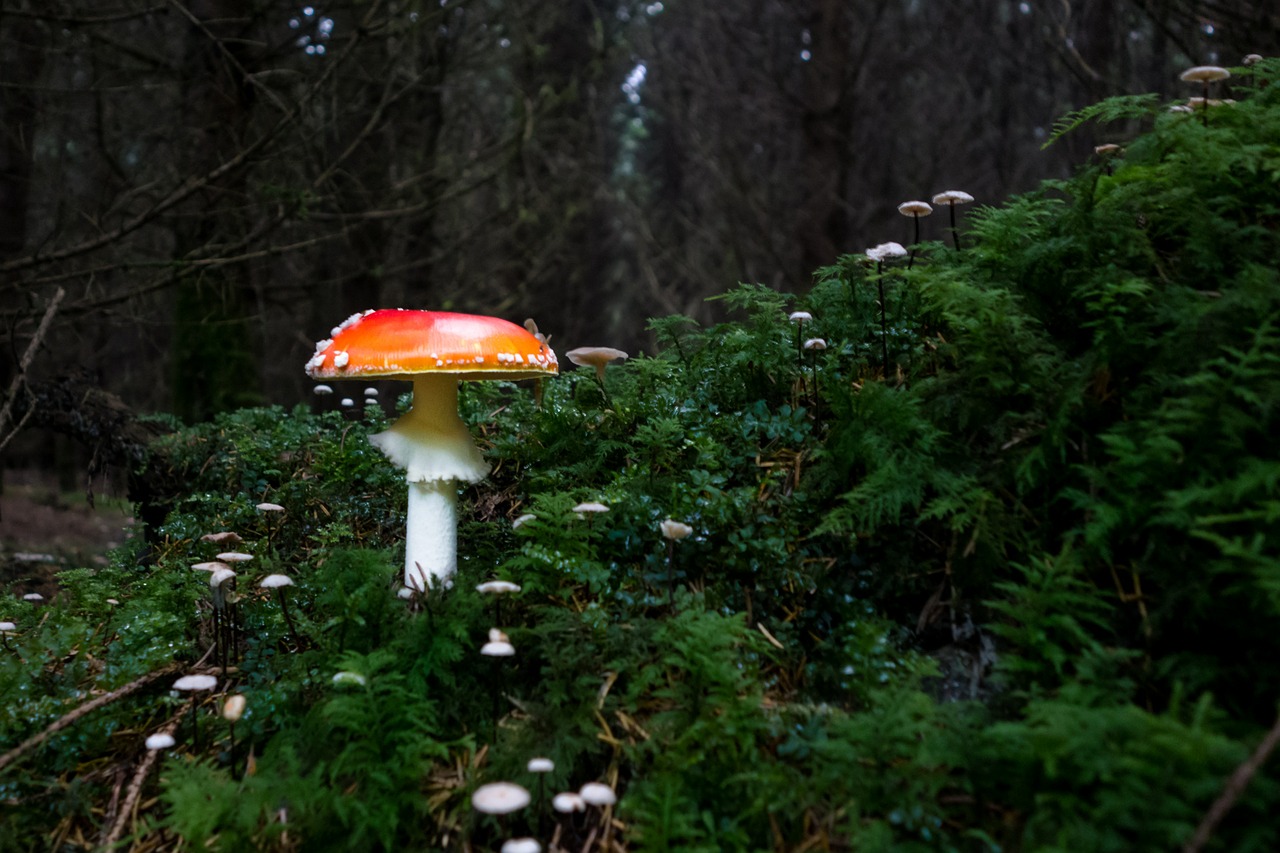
<box><xmin>306</xmin><ymin>309</ymin><xmax>557</xmax><ymax>591</ymax></box>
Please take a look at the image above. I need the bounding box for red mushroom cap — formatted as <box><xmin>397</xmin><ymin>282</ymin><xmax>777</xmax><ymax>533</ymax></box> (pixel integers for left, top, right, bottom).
<box><xmin>305</xmin><ymin>309</ymin><xmax>558</xmax><ymax>382</ymax></box>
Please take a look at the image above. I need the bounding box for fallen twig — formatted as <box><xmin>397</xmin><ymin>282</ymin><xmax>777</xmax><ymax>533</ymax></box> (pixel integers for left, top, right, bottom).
<box><xmin>0</xmin><ymin>663</ymin><xmax>181</xmax><ymax>773</ymax></box>
<box><xmin>98</xmin><ymin>712</ymin><xmax>183</xmax><ymax>851</ymax></box>
<box><xmin>0</xmin><ymin>286</ymin><xmax>65</xmax><ymax>456</ymax></box>
<box><xmin>1183</xmin><ymin>704</ymin><xmax>1280</xmax><ymax>853</ymax></box>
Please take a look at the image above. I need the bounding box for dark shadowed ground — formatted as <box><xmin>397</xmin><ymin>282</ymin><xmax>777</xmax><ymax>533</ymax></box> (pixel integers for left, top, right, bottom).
<box><xmin>0</xmin><ymin>470</ymin><xmax>133</xmax><ymax>601</ymax></box>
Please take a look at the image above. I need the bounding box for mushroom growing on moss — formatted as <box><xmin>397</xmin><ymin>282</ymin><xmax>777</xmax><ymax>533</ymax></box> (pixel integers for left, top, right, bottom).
<box><xmin>931</xmin><ymin>190</ymin><xmax>975</xmax><ymax>250</ymax></box>
<box><xmin>306</xmin><ymin>309</ymin><xmax>558</xmax><ymax>591</ymax></box>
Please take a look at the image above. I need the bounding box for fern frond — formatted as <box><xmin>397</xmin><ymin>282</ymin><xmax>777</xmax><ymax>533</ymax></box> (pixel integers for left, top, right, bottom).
<box><xmin>1043</xmin><ymin>93</ymin><xmax>1160</xmax><ymax>148</ymax></box>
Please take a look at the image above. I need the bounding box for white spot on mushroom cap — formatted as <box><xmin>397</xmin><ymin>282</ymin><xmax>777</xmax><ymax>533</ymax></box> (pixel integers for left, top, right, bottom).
<box><xmin>333</xmin><ymin>351</ymin><xmax>350</xmax><ymax>368</ymax></box>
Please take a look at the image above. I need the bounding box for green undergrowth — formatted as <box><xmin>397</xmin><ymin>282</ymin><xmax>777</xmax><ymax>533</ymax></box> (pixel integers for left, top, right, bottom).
<box><xmin>2</xmin><ymin>59</ymin><xmax>1279</xmax><ymax>851</ymax></box>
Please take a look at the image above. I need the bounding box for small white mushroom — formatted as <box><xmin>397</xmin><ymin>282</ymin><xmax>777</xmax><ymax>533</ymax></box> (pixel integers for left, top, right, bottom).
<box><xmin>579</xmin><ymin>782</ymin><xmax>617</xmax><ymax>806</ymax></box>
<box><xmin>222</xmin><ymin>694</ymin><xmax>247</xmax><ymax>723</ymax></box>
<box><xmin>472</xmin><ymin>781</ymin><xmax>531</xmax><ymax>815</ymax></box>
<box><xmin>173</xmin><ymin>674</ymin><xmax>218</xmax><ymax>692</ymax></box>
<box><xmin>256</xmin><ymin>502</ymin><xmax>285</xmax><ymax>513</ymax></box>
<box><xmin>477</xmin><ymin>580</ymin><xmax>521</xmax><ymax>595</ymax></box>
<box><xmin>552</xmin><ymin>792</ymin><xmax>586</xmax><ymax>813</ymax></box>
<box><xmin>216</xmin><ymin>552</ymin><xmax>254</xmax><ymax>563</ymax></box>
<box><xmin>332</xmin><ymin>671</ymin><xmax>367</xmax><ymax>687</ymax></box>
<box><xmin>527</xmin><ymin>757</ymin><xmax>555</xmax><ymax>773</ymax></box>
<box><xmin>501</xmin><ymin>839</ymin><xmax>541</xmax><ymax>853</ymax></box>
<box><xmin>145</xmin><ymin>733</ymin><xmax>176</xmax><ymax>750</ymax></box>
<box><xmin>659</xmin><ymin>519</ymin><xmax>693</xmax><ymax>540</ymax></box>
<box><xmin>259</xmin><ymin>574</ymin><xmax>294</xmax><ymax>589</ymax></box>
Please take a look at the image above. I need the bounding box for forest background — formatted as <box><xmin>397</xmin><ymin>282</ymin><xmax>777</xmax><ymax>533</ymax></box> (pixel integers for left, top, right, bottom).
<box><xmin>2</xmin><ymin>0</ymin><xmax>1276</xmax><ymax>453</ymax></box>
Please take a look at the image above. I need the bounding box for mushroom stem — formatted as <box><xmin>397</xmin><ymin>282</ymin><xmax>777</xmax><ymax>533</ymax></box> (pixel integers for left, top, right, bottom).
<box><xmin>949</xmin><ymin>206</ymin><xmax>962</xmax><ymax>251</ymax></box>
<box><xmin>405</xmin><ymin>480</ymin><xmax>459</xmax><ymax>591</ymax></box>
<box><xmin>877</xmin><ymin>264</ymin><xmax>890</xmax><ymax>375</ymax></box>
<box><xmin>908</xmin><ymin>215</ymin><xmax>921</xmax><ymax>269</ymax></box>
<box><xmin>276</xmin><ymin>589</ymin><xmax>300</xmax><ymax>646</ymax></box>
<box><xmin>369</xmin><ymin>374</ymin><xmax>489</xmax><ymax>590</ymax></box>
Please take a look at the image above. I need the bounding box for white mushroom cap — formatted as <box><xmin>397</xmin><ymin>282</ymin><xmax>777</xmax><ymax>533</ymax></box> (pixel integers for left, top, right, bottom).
<box><xmin>201</xmin><ymin>531</ymin><xmax>243</xmax><ymax>545</ymax></box>
<box><xmin>788</xmin><ymin>311</ymin><xmax>812</xmax><ymax>324</ymax></box>
<box><xmin>191</xmin><ymin>561</ymin><xmax>231</xmax><ymax>573</ymax></box>
<box><xmin>313</xmin><ymin>384</ymin><xmax>334</xmax><ymax>396</ymax></box>
<box><xmin>0</xmin><ymin>621</ymin><xmax>17</xmax><ymax>632</ymax></box>
<box><xmin>660</xmin><ymin>519</ymin><xmax>693</xmax><ymax>540</ymax></box>
<box><xmin>897</xmin><ymin>200</ymin><xmax>933</xmax><ymax>216</ymax></box>
<box><xmin>173</xmin><ymin>674</ymin><xmax>218</xmax><ymax>692</ymax></box>
<box><xmin>527</xmin><ymin>757</ymin><xmax>555</xmax><ymax>773</ymax></box>
<box><xmin>1243</xmin><ymin>54</ymin><xmax>1263</xmax><ymax>66</ymax></box>
<box><xmin>1179</xmin><ymin>65</ymin><xmax>1230</xmax><ymax>83</ymax></box>
<box><xmin>501</xmin><ymin>839</ymin><xmax>541</xmax><ymax>853</ymax></box>
<box><xmin>552</xmin><ymin>792</ymin><xmax>586</xmax><ymax>813</ymax></box>
<box><xmin>396</xmin><ymin>587</ymin><xmax>415</xmax><ymax>600</ymax></box>
<box><xmin>565</xmin><ymin>347</ymin><xmax>629</xmax><ymax>370</ymax></box>
<box><xmin>866</xmin><ymin>242</ymin><xmax>908</xmax><ymax>263</ymax></box>
<box><xmin>340</xmin><ymin>398</ymin><xmax>354</xmax><ymax>408</ymax></box>
<box><xmin>931</xmin><ymin>190</ymin><xmax>974</xmax><ymax>206</ymax></box>
<box><xmin>477</xmin><ymin>580</ymin><xmax>521</xmax><ymax>595</ymax></box>
<box><xmin>209</xmin><ymin>568</ymin><xmax>237</xmax><ymax>589</ymax></box>
<box><xmin>332</xmin><ymin>671</ymin><xmax>367</xmax><ymax>687</ymax></box>
<box><xmin>256</xmin><ymin>502</ymin><xmax>285</xmax><ymax>512</ymax></box>
<box><xmin>363</xmin><ymin>386</ymin><xmax>379</xmax><ymax>396</ymax></box>
<box><xmin>145</xmin><ymin>733</ymin><xmax>176</xmax><ymax>750</ymax></box>
<box><xmin>222</xmin><ymin>694</ymin><xmax>247</xmax><ymax>722</ymax></box>
<box><xmin>578</xmin><ymin>782</ymin><xmax>617</xmax><ymax>806</ymax></box>
<box><xmin>22</xmin><ymin>593</ymin><xmax>44</xmax><ymax>602</ymax></box>
<box><xmin>259</xmin><ymin>574</ymin><xmax>295</xmax><ymax>589</ymax></box>
<box><xmin>471</xmin><ymin>781</ymin><xmax>531</xmax><ymax>815</ymax></box>
<box><xmin>803</xmin><ymin>338</ymin><xmax>827</xmax><ymax>351</ymax></box>
<box><xmin>512</xmin><ymin>513</ymin><xmax>537</xmax><ymax>529</ymax></box>
<box><xmin>572</xmin><ymin>501</ymin><xmax>610</xmax><ymax>515</ymax></box>
<box><xmin>216</xmin><ymin>552</ymin><xmax>254</xmax><ymax>563</ymax></box>
<box><xmin>481</xmin><ymin>640</ymin><xmax>516</xmax><ymax>657</ymax></box>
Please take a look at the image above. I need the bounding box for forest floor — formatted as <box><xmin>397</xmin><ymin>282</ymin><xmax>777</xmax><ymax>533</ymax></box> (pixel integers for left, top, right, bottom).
<box><xmin>0</xmin><ymin>469</ymin><xmax>132</xmax><ymax>600</ymax></box>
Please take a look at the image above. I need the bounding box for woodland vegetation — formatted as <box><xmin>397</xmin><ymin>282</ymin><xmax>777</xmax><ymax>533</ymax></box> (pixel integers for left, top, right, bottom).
<box><xmin>2</xmin><ymin>1</ymin><xmax>1280</xmax><ymax>852</ymax></box>
<box><xmin>2</xmin><ymin>53</ymin><xmax>1279</xmax><ymax>850</ymax></box>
